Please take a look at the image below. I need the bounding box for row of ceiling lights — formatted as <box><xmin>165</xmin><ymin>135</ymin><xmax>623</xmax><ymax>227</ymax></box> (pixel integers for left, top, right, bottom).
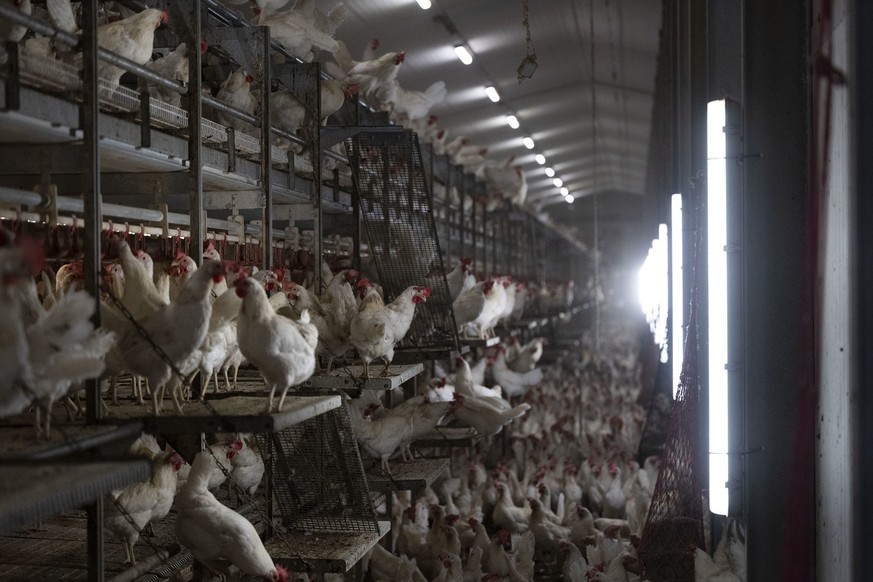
<box><xmin>415</xmin><ymin>0</ymin><xmax>574</xmax><ymax>204</ymax></box>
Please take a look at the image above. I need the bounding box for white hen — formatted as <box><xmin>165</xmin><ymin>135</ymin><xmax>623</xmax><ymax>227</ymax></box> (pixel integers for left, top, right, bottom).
<box><xmin>175</xmin><ymin>451</ymin><xmax>289</xmax><ymax>581</ymax></box>
<box><xmin>234</xmin><ymin>274</ymin><xmax>318</xmax><ymax>412</ymax></box>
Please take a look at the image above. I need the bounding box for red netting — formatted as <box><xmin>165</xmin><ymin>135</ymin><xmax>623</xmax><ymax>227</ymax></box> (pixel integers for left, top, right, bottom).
<box><xmin>638</xmin><ymin>187</ymin><xmax>705</xmax><ymax>581</ymax></box>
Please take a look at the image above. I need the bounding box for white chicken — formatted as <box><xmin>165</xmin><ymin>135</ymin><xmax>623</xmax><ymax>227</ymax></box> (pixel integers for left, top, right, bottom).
<box><xmin>320</xmin><ymin>77</ymin><xmax>358</xmax><ymax>123</ymax></box>
<box><xmin>279</xmin><ymin>281</ymin><xmax>349</xmax><ymax>373</ymax></box>
<box><xmin>145</xmin><ymin>42</ymin><xmax>197</xmax><ymax>107</ymax></box>
<box><xmin>445</xmin><ymin>257</ymin><xmax>472</xmax><ymax>302</ymax></box>
<box><xmin>228</xmin><ymin>433</ymin><xmax>265</xmax><ymax>497</ymax></box>
<box><xmin>507</xmin><ymin>336</ymin><xmax>546</xmax><ymax>373</ymax></box>
<box><xmin>24</xmin><ymin>289</ymin><xmax>116</xmax><ymax>437</ymax></box>
<box><xmin>88</xmin><ymin>8</ymin><xmax>167</xmax><ymax>93</ymax></box>
<box><xmin>348</xmin><ymin>401</ymin><xmax>412</xmax><ymax>474</ymax></box>
<box><xmin>388</xmin><ymin>80</ymin><xmax>448</xmax><ymax>123</ymax></box>
<box><xmin>216</xmin><ymin>67</ymin><xmax>258</xmax><ymax>134</ymax></box>
<box><xmin>349</xmin><ymin>281</ymin><xmax>430</xmax><ymax>378</ymax></box>
<box><xmin>527</xmin><ymin>497</ymin><xmax>570</xmax><ymax>551</ymax></box>
<box><xmin>175</xmin><ymin>450</ymin><xmax>289</xmax><ymax>581</ymax></box>
<box><xmin>253</xmin><ymin>4</ymin><xmax>339</xmax><ymax>61</ymax></box>
<box><xmin>234</xmin><ymin>274</ymin><xmax>318</xmax><ymax>412</ymax></box>
<box><xmin>102</xmin><ymin>260</ymin><xmax>224</xmax><ymax>415</ymax></box>
<box><xmin>451</xmin><ymin>393</ymin><xmax>529</xmax><ymax>438</ymax></box>
<box><xmin>270</xmin><ymin>89</ymin><xmax>309</xmax><ymax>151</ymax></box>
<box><xmin>452</xmin><ymin>280</ymin><xmax>489</xmax><ymax>336</ymax></box>
<box><xmin>105</xmin><ymin>451</ymin><xmax>185</xmax><ymax>565</ymax></box>
<box><xmin>490</xmin><ymin>346</ymin><xmax>543</xmax><ymax>398</ymax></box>
<box><xmin>0</xmin><ymin>239</ymin><xmax>114</xmax><ymax>437</ymax></box>
<box><xmin>331</xmin><ymin>40</ymin><xmax>405</xmax><ymax>103</ymax></box>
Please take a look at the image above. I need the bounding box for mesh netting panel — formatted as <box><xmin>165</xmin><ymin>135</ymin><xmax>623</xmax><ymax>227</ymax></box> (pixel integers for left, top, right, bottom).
<box><xmin>638</xmin><ymin>307</ymin><xmax>704</xmax><ymax>581</ymax></box>
<box><xmin>256</xmin><ymin>405</ymin><xmax>379</xmax><ymax>534</ymax></box>
<box><xmin>346</xmin><ymin>130</ymin><xmax>459</xmax><ymax>352</ymax></box>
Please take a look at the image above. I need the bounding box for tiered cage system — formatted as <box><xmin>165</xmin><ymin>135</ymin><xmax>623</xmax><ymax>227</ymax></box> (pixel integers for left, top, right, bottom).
<box><xmin>0</xmin><ymin>0</ymin><xmax>593</xmax><ymax>578</ymax></box>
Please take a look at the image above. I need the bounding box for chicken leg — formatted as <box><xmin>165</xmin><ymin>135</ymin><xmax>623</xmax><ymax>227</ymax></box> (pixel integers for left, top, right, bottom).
<box><xmin>379</xmin><ymin>357</ymin><xmax>392</xmax><ymax>377</ymax></box>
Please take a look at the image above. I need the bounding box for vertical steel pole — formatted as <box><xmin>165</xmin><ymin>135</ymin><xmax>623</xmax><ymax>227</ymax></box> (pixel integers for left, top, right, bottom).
<box><xmin>259</xmin><ymin>28</ymin><xmax>273</xmax><ymax>271</ymax></box>
<box><xmin>81</xmin><ymin>2</ymin><xmax>104</xmax><ymax>579</ymax></box>
<box><xmin>187</xmin><ymin>0</ymin><xmax>203</xmax><ymax>261</ymax></box>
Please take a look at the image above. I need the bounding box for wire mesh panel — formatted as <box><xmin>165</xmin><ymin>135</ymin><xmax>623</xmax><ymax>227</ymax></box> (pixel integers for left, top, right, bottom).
<box><xmin>346</xmin><ymin>130</ymin><xmax>459</xmax><ymax>352</ymax></box>
<box><xmin>257</xmin><ymin>405</ymin><xmax>379</xmax><ymax>535</ymax></box>
<box><xmin>638</xmin><ymin>307</ymin><xmax>704</xmax><ymax>581</ymax></box>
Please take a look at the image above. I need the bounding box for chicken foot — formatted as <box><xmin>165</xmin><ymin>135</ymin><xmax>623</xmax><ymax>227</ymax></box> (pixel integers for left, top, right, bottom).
<box><xmin>379</xmin><ymin>358</ymin><xmax>393</xmax><ymax>377</ymax></box>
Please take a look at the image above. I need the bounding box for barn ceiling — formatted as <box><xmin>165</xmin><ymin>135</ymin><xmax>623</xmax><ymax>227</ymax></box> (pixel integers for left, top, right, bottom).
<box><xmin>330</xmin><ymin>0</ymin><xmax>662</xmax><ymax>218</ymax></box>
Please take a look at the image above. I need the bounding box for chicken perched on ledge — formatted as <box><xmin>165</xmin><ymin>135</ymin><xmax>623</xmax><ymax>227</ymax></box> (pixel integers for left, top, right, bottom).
<box><xmin>349</xmin><ymin>281</ymin><xmax>430</xmax><ymax>378</ymax></box>
<box><xmin>102</xmin><ymin>259</ymin><xmax>225</xmax><ymax>415</ymax></box>
<box><xmin>234</xmin><ymin>273</ymin><xmax>318</xmax><ymax>412</ymax></box>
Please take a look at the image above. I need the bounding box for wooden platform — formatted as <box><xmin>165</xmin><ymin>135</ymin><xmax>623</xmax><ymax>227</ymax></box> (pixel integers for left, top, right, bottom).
<box><xmin>268</xmin><ymin>520</ymin><xmax>390</xmax><ymax>573</ymax></box>
<box><xmin>102</xmin><ymin>394</ymin><xmax>341</xmax><ymax>434</ymax></box>
<box><xmin>411</xmin><ymin>426</ymin><xmax>479</xmax><ymax>449</ymax></box>
<box><xmin>366</xmin><ymin>458</ymin><xmax>449</xmax><ymax>492</ymax></box>
<box><xmin>300</xmin><ymin>363</ymin><xmax>423</xmax><ymax>391</ymax></box>
<box><xmin>0</xmin><ymin>461</ymin><xmax>150</xmax><ymax>535</ymax></box>
<box><xmin>0</xmin><ymin>422</ymin><xmax>143</xmax><ymax>461</ymax></box>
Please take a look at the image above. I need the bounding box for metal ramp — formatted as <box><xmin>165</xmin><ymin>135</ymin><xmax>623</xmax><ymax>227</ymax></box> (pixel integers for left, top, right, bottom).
<box><xmin>346</xmin><ymin>130</ymin><xmax>461</xmax><ymax>358</ymax></box>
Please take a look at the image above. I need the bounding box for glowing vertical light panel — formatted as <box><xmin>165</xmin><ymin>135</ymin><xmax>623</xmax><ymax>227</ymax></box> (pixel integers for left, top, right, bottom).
<box><xmin>671</xmin><ymin>193</ymin><xmax>684</xmax><ymax>399</ymax></box>
<box><xmin>707</xmin><ymin>100</ymin><xmax>729</xmax><ymax>516</ymax></box>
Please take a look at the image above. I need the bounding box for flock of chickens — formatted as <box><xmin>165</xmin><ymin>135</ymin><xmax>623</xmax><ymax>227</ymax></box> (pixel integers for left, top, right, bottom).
<box><xmin>0</xmin><ymin>222</ymin><xmax>746</xmax><ymax>581</ymax></box>
<box><xmin>0</xmin><ymin>1</ymin><xmax>748</xmax><ymax>581</ymax></box>
<box><xmin>1</xmin><ymin>0</ymin><xmax>529</xmax><ymax>211</ymax></box>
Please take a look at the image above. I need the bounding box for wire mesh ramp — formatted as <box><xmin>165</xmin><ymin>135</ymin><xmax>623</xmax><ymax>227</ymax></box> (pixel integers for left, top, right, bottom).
<box><xmin>256</xmin><ymin>404</ymin><xmax>387</xmax><ymax>573</ymax></box>
<box><xmin>346</xmin><ymin>130</ymin><xmax>461</xmax><ymax>361</ymax></box>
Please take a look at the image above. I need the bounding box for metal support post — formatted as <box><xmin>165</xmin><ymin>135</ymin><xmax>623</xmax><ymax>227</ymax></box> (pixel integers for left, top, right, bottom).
<box><xmin>259</xmin><ymin>27</ymin><xmax>273</xmax><ymax>270</ymax></box>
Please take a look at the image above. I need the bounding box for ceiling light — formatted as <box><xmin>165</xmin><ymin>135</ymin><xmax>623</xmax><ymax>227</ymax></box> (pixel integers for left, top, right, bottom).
<box><xmin>506</xmin><ymin>114</ymin><xmax>520</xmax><ymax>129</ymax></box>
<box><xmin>553</xmin><ymin>178</ymin><xmax>563</xmax><ymax>188</ymax></box>
<box><xmin>560</xmin><ymin>187</ymin><xmax>569</xmax><ymax>196</ymax></box>
<box><xmin>544</xmin><ymin>167</ymin><xmax>555</xmax><ymax>177</ymax></box>
<box><xmin>565</xmin><ymin>194</ymin><xmax>575</xmax><ymax>203</ymax></box>
<box><xmin>454</xmin><ymin>44</ymin><xmax>473</xmax><ymax>65</ymax></box>
<box><xmin>485</xmin><ymin>86</ymin><xmax>500</xmax><ymax>102</ymax></box>
<box><xmin>416</xmin><ymin>0</ymin><xmax>432</xmax><ymax>8</ymax></box>
<box><xmin>522</xmin><ymin>137</ymin><xmax>535</xmax><ymax>149</ymax></box>
<box><xmin>535</xmin><ymin>154</ymin><xmax>546</xmax><ymax>165</ymax></box>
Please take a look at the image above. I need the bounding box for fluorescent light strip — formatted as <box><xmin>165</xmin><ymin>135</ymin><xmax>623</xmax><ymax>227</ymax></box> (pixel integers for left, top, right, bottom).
<box><xmin>553</xmin><ymin>178</ymin><xmax>563</xmax><ymax>188</ymax></box>
<box><xmin>454</xmin><ymin>44</ymin><xmax>473</xmax><ymax>65</ymax></box>
<box><xmin>523</xmin><ymin>137</ymin><xmax>535</xmax><ymax>149</ymax></box>
<box><xmin>707</xmin><ymin>100</ymin><xmax>729</xmax><ymax>516</ymax></box>
<box><xmin>560</xmin><ymin>187</ymin><xmax>569</xmax><ymax>196</ymax></box>
<box><xmin>544</xmin><ymin>167</ymin><xmax>555</xmax><ymax>177</ymax></box>
<box><xmin>485</xmin><ymin>86</ymin><xmax>500</xmax><ymax>102</ymax></box>
<box><xmin>416</xmin><ymin>0</ymin><xmax>432</xmax><ymax>8</ymax></box>
<box><xmin>506</xmin><ymin>114</ymin><xmax>520</xmax><ymax>129</ymax></box>
<box><xmin>565</xmin><ymin>194</ymin><xmax>574</xmax><ymax>203</ymax></box>
<box><xmin>671</xmin><ymin>193</ymin><xmax>684</xmax><ymax>400</ymax></box>
<box><xmin>535</xmin><ymin>154</ymin><xmax>546</xmax><ymax>165</ymax></box>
